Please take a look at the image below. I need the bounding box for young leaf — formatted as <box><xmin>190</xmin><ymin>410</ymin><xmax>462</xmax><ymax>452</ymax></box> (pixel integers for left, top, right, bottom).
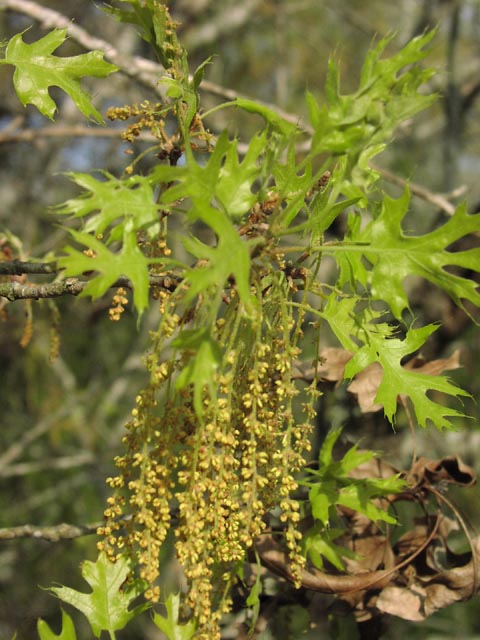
<box><xmin>55</xmin><ymin>172</ymin><xmax>161</xmax><ymax>241</ymax></box>
<box><xmin>172</xmin><ymin>328</ymin><xmax>222</xmax><ymax>417</ymax></box>
<box><xmin>323</xmin><ymin>298</ymin><xmax>470</xmax><ymax>428</ymax></box>
<box><xmin>332</xmin><ymin>188</ymin><xmax>480</xmax><ymax>319</ymax></box>
<box><xmin>304</xmin><ymin>426</ymin><xmax>404</xmax><ymax>528</ymax></box>
<box><xmin>215</xmin><ymin>131</ymin><xmax>267</xmax><ymax>219</ymax></box>
<box><xmin>57</xmin><ymin>225</ymin><xmax>159</xmax><ymax>318</ymax></box>
<box><xmin>181</xmin><ymin>205</ymin><xmax>255</xmax><ymax>314</ymax></box>
<box><xmin>234</xmin><ymin>97</ymin><xmax>298</xmax><ymax>136</ymax></box>
<box><xmin>308</xmin><ymin>480</ymin><xmax>337</xmax><ymax>526</ymax></box>
<box><xmin>152</xmin><ymin>592</ymin><xmax>196</xmax><ymax>640</ymax></box>
<box><xmin>0</xmin><ymin>29</ymin><xmax>117</xmax><ymax>121</ymax></box>
<box><xmin>307</xmin><ymin>31</ymin><xmax>436</xmax><ymax>193</ymax></box>
<box><xmin>37</xmin><ymin>610</ymin><xmax>77</xmax><ymax>640</ymax></box>
<box><xmin>303</xmin><ymin>525</ymin><xmax>354</xmax><ymax>571</ymax></box>
<box><xmin>48</xmin><ymin>553</ymin><xmax>148</xmax><ymax>638</ymax></box>
<box><xmin>245</xmin><ymin>561</ymin><xmax>262</xmax><ymax>634</ymax></box>
<box><xmin>336</xmin><ymin>482</ymin><xmax>397</xmax><ymax>524</ymax></box>
<box><xmin>159</xmin><ymin>131</ymin><xmax>265</xmax><ymax>222</ymax></box>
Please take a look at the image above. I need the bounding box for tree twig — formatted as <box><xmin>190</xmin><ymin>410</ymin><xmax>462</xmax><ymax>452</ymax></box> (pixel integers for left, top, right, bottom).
<box><xmin>0</xmin><ymin>259</ymin><xmax>57</xmax><ymax>275</ymax></box>
<box><xmin>371</xmin><ymin>163</ymin><xmax>466</xmax><ymax>216</ymax></box>
<box><xmin>0</xmin><ymin>452</ymin><xmax>95</xmax><ymax>478</ymax></box>
<box><xmin>0</xmin><ymin>521</ymin><xmax>100</xmax><ymax>541</ymax></box>
<box><xmin>0</xmin><ymin>125</ymin><xmax>155</xmax><ymax>145</ymax></box>
<box><xmin>0</xmin><ymin>278</ymin><xmax>86</xmax><ymax>300</ymax></box>
<box><xmin>0</xmin><ymin>273</ymin><xmax>180</xmax><ymax>301</ymax></box>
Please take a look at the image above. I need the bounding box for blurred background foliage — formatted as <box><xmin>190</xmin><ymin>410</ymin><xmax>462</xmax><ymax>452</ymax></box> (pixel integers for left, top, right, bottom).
<box><xmin>0</xmin><ymin>0</ymin><xmax>480</xmax><ymax>638</ymax></box>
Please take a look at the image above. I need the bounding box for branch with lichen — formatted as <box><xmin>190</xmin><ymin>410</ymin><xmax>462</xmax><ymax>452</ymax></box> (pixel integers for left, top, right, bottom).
<box><xmin>0</xmin><ymin>271</ymin><xmax>180</xmax><ymax>301</ymax></box>
<box><xmin>0</xmin><ymin>521</ymin><xmax>100</xmax><ymax>541</ymax></box>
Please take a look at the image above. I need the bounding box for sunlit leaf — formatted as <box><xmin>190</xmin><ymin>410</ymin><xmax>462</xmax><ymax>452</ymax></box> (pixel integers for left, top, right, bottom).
<box><xmin>172</xmin><ymin>328</ymin><xmax>222</xmax><ymax>417</ymax></box>
<box><xmin>55</xmin><ymin>172</ymin><xmax>160</xmax><ymax>240</ymax></box>
<box><xmin>58</xmin><ymin>225</ymin><xmax>166</xmax><ymax>319</ymax></box>
<box><xmin>48</xmin><ymin>554</ymin><xmax>148</xmax><ymax>638</ymax></box>
<box><xmin>334</xmin><ymin>188</ymin><xmax>480</xmax><ymax>319</ymax></box>
<box><xmin>37</xmin><ymin>610</ymin><xmax>77</xmax><ymax>640</ymax></box>
<box><xmin>0</xmin><ymin>29</ymin><xmax>117</xmax><ymax>121</ymax></box>
<box><xmin>324</xmin><ymin>297</ymin><xmax>470</xmax><ymax>428</ymax></box>
<box><xmin>152</xmin><ymin>593</ymin><xmax>196</xmax><ymax>640</ymax></box>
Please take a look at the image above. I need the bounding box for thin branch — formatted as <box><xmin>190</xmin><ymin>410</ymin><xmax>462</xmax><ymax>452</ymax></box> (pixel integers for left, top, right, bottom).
<box><xmin>0</xmin><ymin>407</ymin><xmax>74</xmax><ymax>467</ymax></box>
<box><xmin>0</xmin><ymin>521</ymin><xmax>100</xmax><ymax>541</ymax></box>
<box><xmin>0</xmin><ymin>273</ymin><xmax>181</xmax><ymax>301</ymax></box>
<box><xmin>0</xmin><ymin>259</ymin><xmax>57</xmax><ymax>275</ymax></box>
<box><xmin>0</xmin><ymin>278</ymin><xmax>87</xmax><ymax>300</ymax></box>
<box><xmin>0</xmin><ymin>452</ymin><xmax>95</xmax><ymax>478</ymax></box>
<box><xmin>0</xmin><ymin>124</ymin><xmax>150</xmax><ymax>145</ymax></box>
<box><xmin>371</xmin><ymin>163</ymin><xmax>464</xmax><ymax>216</ymax></box>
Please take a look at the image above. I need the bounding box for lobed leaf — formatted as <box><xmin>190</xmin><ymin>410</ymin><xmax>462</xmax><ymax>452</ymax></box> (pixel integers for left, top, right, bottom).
<box><xmin>0</xmin><ymin>29</ymin><xmax>117</xmax><ymax>121</ymax></box>
<box><xmin>324</xmin><ymin>296</ymin><xmax>470</xmax><ymax>428</ymax></box>
<box><xmin>55</xmin><ymin>172</ymin><xmax>161</xmax><ymax>241</ymax></box>
<box><xmin>58</xmin><ymin>225</ymin><xmax>166</xmax><ymax>319</ymax></box>
<box><xmin>172</xmin><ymin>328</ymin><xmax>223</xmax><ymax>417</ymax></box>
<box><xmin>37</xmin><ymin>610</ymin><xmax>77</xmax><ymax>640</ymax></box>
<box><xmin>152</xmin><ymin>593</ymin><xmax>196</xmax><ymax>640</ymax></box>
<box><xmin>333</xmin><ymin>188</ymin><xmax>480</xmax><ymax>319</ymax></box>
<box><xmin>48</xmin><ymin>554</ymin><xmax>148</xmax><ymax>638</ymax></box>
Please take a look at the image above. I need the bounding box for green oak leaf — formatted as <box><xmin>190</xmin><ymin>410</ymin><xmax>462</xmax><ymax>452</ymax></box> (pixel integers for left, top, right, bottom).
<box><xmin>181</xmin><ymin>205</ymin><xmax>255</xmax><ymax>314</ymax></box>
<box><xmin>215</xmin><ymin>130</ymin><xmax>267</xmax><ymax>219</ymax></box>
<box><xmin>55</xmin><ymin>172</ymin><xmax>161</xmax><ymax>241</ymax></box>
<box><xmin>305</xmin><ymin>427</ymin><xmax>403</xmax><ymax>525</ymax></box>
<box><xmin>172</xmin><ymin>328</ymin><xmax>222</xmax><ymax>417</ymax></box>
<box><xmin>303</xmin><ymin>524</ymin><xmax>356</xmax><ymax>571</ymax></box>
<box><xmin>157</xmin><ymin>130</ymin><xmax>269</xmax><ymax>222</ymax></box>
<box><xmin>336</xmin><ymin>481</ymin><xmax>397</xmax><ymax>524</ymax></box>
<box><xmin>306</xmin><ymin>31</ymin><xmax>436</xmax><ymax>193</ymax></box>
<box><xmin>37</xmin><ymin>610</ymin><xmax>77</xmax><ymax>640</ymax></box>
<box><xmin>332</xmin><ymin>187</ymin><xmax>480</xmax><ymax>319</ymax></box>
<box><xmin>324</xmin><ymin>297</ymin><xmax>470</xmax><ymax>428</ymax></box>
<box><xmin>48</xmin><ymin>554</ymin><xmax>148</xmax><ymax>638</ymax></box>
<box><xmin>0</xmin><ymin>29</ymin><xmax>117</xmax><ymax>121</ymax></box>
<box><xmin>58</xmin><ymin>224</ymin><xmax>162</xmax><ymax>318</ymax></box>
<box><xmin>152</xmin><ymin>593</ymin><xmax>196</xmax><ymax>640</ymax></box>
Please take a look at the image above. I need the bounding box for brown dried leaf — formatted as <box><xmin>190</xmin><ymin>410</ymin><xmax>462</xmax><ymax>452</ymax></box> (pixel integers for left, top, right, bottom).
<box><xmin>376</xmin><ymin>538</ymin><xmax>480</xmax><ymax>620</ymax></box>
<box><xmin>255</xmin><ymin>454</ymin><xmax>478</xmax><ymax>625</ymax></box>
<box><xmin>407</xmin><ymin>455</ymin><xmax>476</xmax><ymax>489</ymax></box>
<box><xmin>317</xmin><ymin>347</ymin><xmax>353</xmax><ymax>382</ymax></box>
<box><xmin>347</xmin><ymin>362</ymin><xmax>384</xmax><ymax>412</ymax></box>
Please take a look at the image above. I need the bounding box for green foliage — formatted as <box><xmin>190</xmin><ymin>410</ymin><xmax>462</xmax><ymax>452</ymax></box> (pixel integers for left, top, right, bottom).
<box><xmin>172</xmin><ymin>328</ymin><xmax>223</xmax><ymax>416</ymax></box>
<box><xmin>152</xmin><ymin>593</ymin><xmax>196</xmax><ymax>640</ymax></box>
<box><xmin>37</xmin><ymin>610</ymin><xmax>77</xmax><ymax>640</ymax></box>
<box><xmin>302</xmin><ymin>428</ymin><xmax>404</xmax><ymax>569</ymax></box>
<box><xmin>55</xmin><ymin>172</ymin><xmax>162</xmax><ymax>241</ymax></box>
<box><xmin>306</xmin><ymin>30</ymin><xmax>436</xmax><ymax>196</ymax></box>
<box><xmin>307</xmin><ymin>427</ymin><xmax>403</xmax><ymax>526</ymax></box>
<box><xmin>0</xmin><ymin>29</ymin><xmax>117</xmax><ymax>121</ymax></box>
<box><xmin>332</xmin><ymin>189</ymin><xmax>480</xmax><ymax>318</ymax></box>
<box><xmin>322</xmin><ymin>297</ymin><xmax>470</xmax><ymax>428</ymax></box>
<box><xmin>2</xmin><ymin>2</ymin><xmax>480</xmax><ymax>638</ymax></box>
<box><xmin>47</xmin><ymin>553</ymin><xmax>148</xmax><ymax>638</ymax></box>
<box><xmin>57</xmin><ymin>226</ymin><xmax>162</xmax><ymax>319</ymax></box>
